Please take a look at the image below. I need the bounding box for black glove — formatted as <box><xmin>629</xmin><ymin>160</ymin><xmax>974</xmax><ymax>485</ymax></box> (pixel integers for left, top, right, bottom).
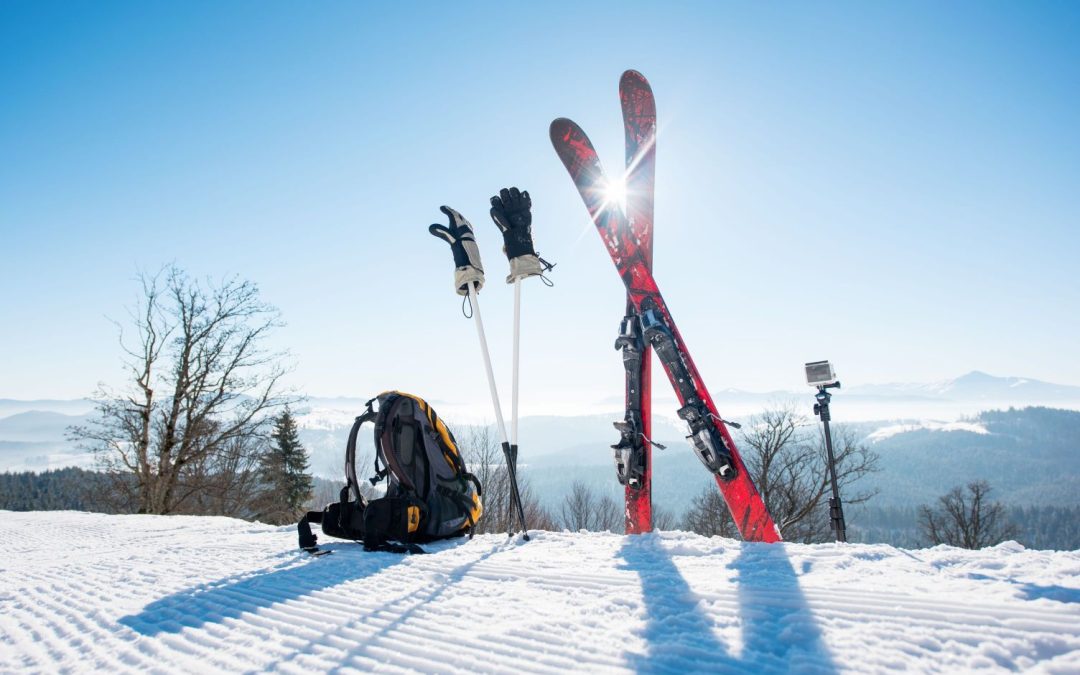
<box><xmin>490</xmin><ymin>187</ymin><xmax>535</xmax><ymax>259</ymax></box>
<box><xmin>429</xmin><ymin>206</ymin><xmax>485</xmax><ymax>296</ymax></box>
<box><xmin>490</xmin><ymin>187</ymin><xmax>548</xmax><ymax>283</ymax></box>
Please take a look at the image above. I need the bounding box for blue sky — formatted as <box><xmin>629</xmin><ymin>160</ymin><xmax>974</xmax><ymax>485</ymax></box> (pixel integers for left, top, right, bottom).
<box><xmin>2</xmin><ymin>1</ymin><xmax>1078</xmax><ymax>411</ymax></box>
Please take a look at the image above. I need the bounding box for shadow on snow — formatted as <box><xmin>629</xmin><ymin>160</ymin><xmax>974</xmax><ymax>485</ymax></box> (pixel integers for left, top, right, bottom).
<box><xmin>259</xmin><ymin>544</ymin><xmax>505</xmax><ymax>671</ymax></box>
<box><xmin>119</xmin><ymin>541</ymin><xmax>410</xmax><ymax>636</ymax></box>
<box><xmin>123</xmin><ymin>530</ymin><xmax>838</xmax><ymax>674</ymax></box>
<box><xmin>617</xmin><ymin>536</ymin><xmax>836</xmax><ymax>674</ymax></box>
<box><xmin>967</xmin><ymin>572</ymin><xmax>1080</xmax><ymax>604</ymax></box>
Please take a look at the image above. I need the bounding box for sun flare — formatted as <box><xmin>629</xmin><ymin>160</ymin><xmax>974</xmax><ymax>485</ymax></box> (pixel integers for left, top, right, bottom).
<box><xmin>600</xmin><ymin>175</ymin><xmax>628</xmax><ymax>212</ymax></box>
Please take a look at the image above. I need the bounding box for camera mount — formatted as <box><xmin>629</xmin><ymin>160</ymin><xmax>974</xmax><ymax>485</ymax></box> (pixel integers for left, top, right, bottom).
<box><xmin>806</xmin><ymin>362</ymin><xmax>847</xmax><ymax>543</ymax></box>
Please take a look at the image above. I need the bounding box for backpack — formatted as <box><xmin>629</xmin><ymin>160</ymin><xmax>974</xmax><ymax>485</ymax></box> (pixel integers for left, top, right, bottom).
<box><xmin>297</xmin><ymin>391</ymin><xmax>483</xmax><ymax>554</ymax></box>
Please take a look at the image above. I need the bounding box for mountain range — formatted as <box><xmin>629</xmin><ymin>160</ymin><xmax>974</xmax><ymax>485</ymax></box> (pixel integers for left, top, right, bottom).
<box><xmin>842</xmin><ymin>370</ymin><xmax>1080</xmax><ymax>402</ymax></box>
<box><xmin>2</xmin><ymin>372</ymin><xmax>1078</xmax><ymax>513</ymax></box>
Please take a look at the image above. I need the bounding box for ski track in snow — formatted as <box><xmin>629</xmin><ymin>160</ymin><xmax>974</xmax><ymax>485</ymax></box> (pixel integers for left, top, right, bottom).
<box><xmin>1</xmin><ymin>512</ymin><xmax>1077</xmax><ymax>674</ymax></box>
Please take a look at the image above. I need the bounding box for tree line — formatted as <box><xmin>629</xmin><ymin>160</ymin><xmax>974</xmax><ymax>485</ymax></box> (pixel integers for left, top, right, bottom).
<box><xmin>10</xmin><ymin>265</ymin><xmax>1062</xmax><ymax>550</ymax></box>
<box><xmin>3</xmin><ymin>407</ymin><xmax>313</xmax><ymax>526</ymax></box>
<box><xmin>6</xmin><ymin>462</ymin><xmax>1076</xmax><ymax>550</ymax></box>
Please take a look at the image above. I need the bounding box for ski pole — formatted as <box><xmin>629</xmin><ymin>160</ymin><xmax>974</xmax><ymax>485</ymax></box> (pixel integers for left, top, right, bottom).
<box><xmin>506</xmin><ymin>277</ymin><xmax>531</xmax><ymax>539</ymax></box>
<box><xmin>429</xmin><ymin>205</ymin><xmax>529</xmax><ymax>540</ymax></box>
<box><xmin>511</xmin><ymin>278</ymin><xmax>521</xmax><ymax>450</ymax></box>
<box><xmin>468</xmin><ymin>280</ymin><xmax>529</xmax><ymax>539</ymax></box>
<box><xmin>490</xmin><ymin>187</ymin><xmax>552</xmax><ymax>541</ymax></box>
<box><xmin>468</xmin><ymin>281</ymin><xmax>509</xmax><ymax>448</ymax></box>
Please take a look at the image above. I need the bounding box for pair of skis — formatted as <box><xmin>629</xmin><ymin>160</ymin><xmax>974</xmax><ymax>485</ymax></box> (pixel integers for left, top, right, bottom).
<box><xmin>550</xmin><ymin>71</ymin><xmax>781</xmax><ymax>543</ymax></box>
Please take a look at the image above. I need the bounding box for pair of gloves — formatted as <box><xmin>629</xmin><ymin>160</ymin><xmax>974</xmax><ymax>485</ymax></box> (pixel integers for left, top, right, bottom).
<box><xmin>429</xmin><ymin>187</ymin><xmax>547</xmax><ymax>295</ymax></box>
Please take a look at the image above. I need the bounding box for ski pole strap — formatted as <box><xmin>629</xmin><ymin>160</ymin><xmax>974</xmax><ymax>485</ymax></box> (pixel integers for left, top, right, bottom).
<box><xmin>537</xmin><ymin>255</ymin><xmax>557</xmax><ymax>287</ymax></box>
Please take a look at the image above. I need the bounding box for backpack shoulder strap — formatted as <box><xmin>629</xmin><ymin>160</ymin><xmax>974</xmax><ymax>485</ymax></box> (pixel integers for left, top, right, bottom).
<box><xmin>345</xmin><ymin>399</ymin><xmax>378</xmax><ymax>503</ymax></box>
<box><xmin>299</xmin><ymin>399</ymin><xmax>378</xmax><ymax>554</ymax></box>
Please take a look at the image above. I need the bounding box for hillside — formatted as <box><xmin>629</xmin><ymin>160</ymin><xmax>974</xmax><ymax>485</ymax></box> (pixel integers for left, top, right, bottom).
<box><xmin>1</xmin><ymin>512</ymin><xmax>1077</xmax><ymax>673</ymax></box>
<box><xmin>526</xmin><ymin>407</ymin><xmax>1080</xmax><ymax>517</ymax></box>
<box><xmin>4</xmin><ymin>395</ymin><xmax>1075</xmax><ymax>516</ymax></box>
<box><xmin>857</xmin><ymin>407</ymin><xmax>1080</xmax><ymax>506</ymax></box>
<box><xmin>3</xmin><ymin>401</ymin><xmax>1078</xmax><ymax>519</ymax></box>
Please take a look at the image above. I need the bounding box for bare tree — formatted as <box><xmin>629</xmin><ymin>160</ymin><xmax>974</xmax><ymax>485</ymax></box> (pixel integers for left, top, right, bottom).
<box><xmin>458</xmin><ymin>425</ymin><xmax>510</xmax><ymax>534</ymax></box>
<box><xmin>520</xmin><ymin>482</ymin><xmax>558</xmax><ymax>532</ymax></box>
<box><xmin>681</xmin><ymin>484</ymin><xmax>739</xmax><ymax>538</ymax></box>
<box><xmin>182</xmin><ymin>431</ymin><xmax>266</xmax><ymax>517</ymax></box>
<box><xmin>558</xmin><ymin>481</ymin><xmax>623</xmax><ymax>533</ymax></box>
<box><xmin>737</xmin><ymin>404</ymin><xmax>879</xmax><ymax>543</ymax></box>
<box><xmin>70</xmin><ymin>266</ymin><xmax>298</xmax><ymax>515</ymax></box>
<box><xmin>919</xmin><ymin>480</ymin><xmax>1018</xmax><ymax>549</ymax></box>
<box><xmin>594</xmin><ymin>493</ymin><xmax>623</xmax><ymax>533</ymax></box>
<box><xmin>456</xmin><ymin>424</ymin><xmax>554</xmax><ymax>534</ymax></box>
<box><xmin>559</xmin><ymin>481</ymin><xmax>593</xmax><ymax>531</ymax></box>
<box><xmin>651</xmin><ymin>505</ymin><xmax>677</xmax><ymax>531</ymax></box>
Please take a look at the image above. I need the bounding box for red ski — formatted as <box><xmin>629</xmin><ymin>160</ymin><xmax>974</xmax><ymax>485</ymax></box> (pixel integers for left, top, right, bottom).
<box><xmin>618</xmin><ymin>70</ymin><xmax>656</xmax><ymax>534</ymax></box>
<box><xmin>550</xmin><ymin>114</ymin><xmax>782</xmax><ymax>543</ymax></box>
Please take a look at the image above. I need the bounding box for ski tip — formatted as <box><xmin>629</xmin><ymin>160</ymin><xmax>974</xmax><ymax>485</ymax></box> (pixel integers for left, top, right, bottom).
<box><xmin>549</xmin><ymin>117</ymin><xmax>581</xmax><ymax>143</ymax></box>
<box><xmin>620</xmin><ymin>69</ymin><xmax>651</xmax><ymax>88</ymax></box>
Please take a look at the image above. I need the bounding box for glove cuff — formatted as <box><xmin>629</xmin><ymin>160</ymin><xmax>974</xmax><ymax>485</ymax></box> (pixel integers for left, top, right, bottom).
<box><xmin>506</xmin><ymin>255</ymin><xmax>545</xmax><ymax>283</ymax></box>
<box><xmin>455</xmin><ymin>266</ymin><xmax>485</xmax><ymax>296</ymax></box>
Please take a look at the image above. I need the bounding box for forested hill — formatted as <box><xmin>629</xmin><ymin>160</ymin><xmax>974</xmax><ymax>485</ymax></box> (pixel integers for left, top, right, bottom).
<box><xmin>857</xmin><ymin>406</ymin><xmax>1080</xmax><ymax>507</ymax></box>
<box><xmin>523</xmin><ymin>406</ymin><xmax>1080</xmax><ymax>512</ymax></box>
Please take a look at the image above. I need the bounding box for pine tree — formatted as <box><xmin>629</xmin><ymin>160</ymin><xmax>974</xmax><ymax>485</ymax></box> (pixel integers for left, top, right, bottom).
<box><xmin>258</xmin><ymin>408</ymin><xmax>314</xmax><ymax>524</ymax></box>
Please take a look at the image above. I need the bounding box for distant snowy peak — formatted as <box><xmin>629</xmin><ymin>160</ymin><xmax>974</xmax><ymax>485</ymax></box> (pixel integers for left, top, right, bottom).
<box><xmin>0</xmin><ymin>398</ymin><xmax>95</xmax><ymax>419</ymax></box>
<box><xmin>296</xmin><ymin>407</ymin><xmax>358</xmax><ymax>431</ymax></box>
<box><xmin>867</xmin><ymin>420</ymin><xmax>990</xmax><ymax>442</ymax></box>
<box><xmin>846</xmin><ymin>371</ymin><xmax>1080</xmax><ymax>402</ymax></box>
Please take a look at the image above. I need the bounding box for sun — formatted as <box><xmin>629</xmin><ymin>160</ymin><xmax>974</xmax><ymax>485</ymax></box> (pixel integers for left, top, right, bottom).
<box><xmin>600</xmin><ymin>175</ymin><xmax>628</xmax><ymax>213</ymax></box>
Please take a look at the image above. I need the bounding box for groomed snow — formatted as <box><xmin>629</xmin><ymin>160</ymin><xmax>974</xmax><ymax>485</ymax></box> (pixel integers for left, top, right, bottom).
<box><xmin>1</xmin><ymin>512</ymin><xmax>1077</xmax><ymax>673</ymax></box>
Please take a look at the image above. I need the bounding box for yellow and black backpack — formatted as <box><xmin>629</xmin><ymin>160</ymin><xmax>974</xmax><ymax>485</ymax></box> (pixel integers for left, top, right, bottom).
<box><xmin>298</xmin><ymin>391</ymin><xmax>483</xmax><ymax>554</ymax></box>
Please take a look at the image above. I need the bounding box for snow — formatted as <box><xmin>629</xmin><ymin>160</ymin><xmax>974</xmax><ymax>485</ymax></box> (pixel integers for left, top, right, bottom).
<box><xmin>296</xmin><ymin>406</ymin><xmax>363</xmax><ymax>431</ymax></box>
<box><xmin>299</xmin><ymin>403</ymin><xmax>500</xmax><ymax>429</ymax></box>
<box><xmin>1</xmin><ymin>512</ymin><xmax>1078</xmax><ymax>674</ymax></box>
<box><xmin>867</xmin><ymin>420</ymin><xmax>990</xmax><ymax>442</ymax></box>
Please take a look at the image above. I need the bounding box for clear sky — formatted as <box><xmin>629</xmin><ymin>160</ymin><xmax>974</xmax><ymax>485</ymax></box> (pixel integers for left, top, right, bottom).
<box><xmin>2</xmin><ymin>1</ymin><xmax>1078</xmax><ymax>413</ymax></box>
